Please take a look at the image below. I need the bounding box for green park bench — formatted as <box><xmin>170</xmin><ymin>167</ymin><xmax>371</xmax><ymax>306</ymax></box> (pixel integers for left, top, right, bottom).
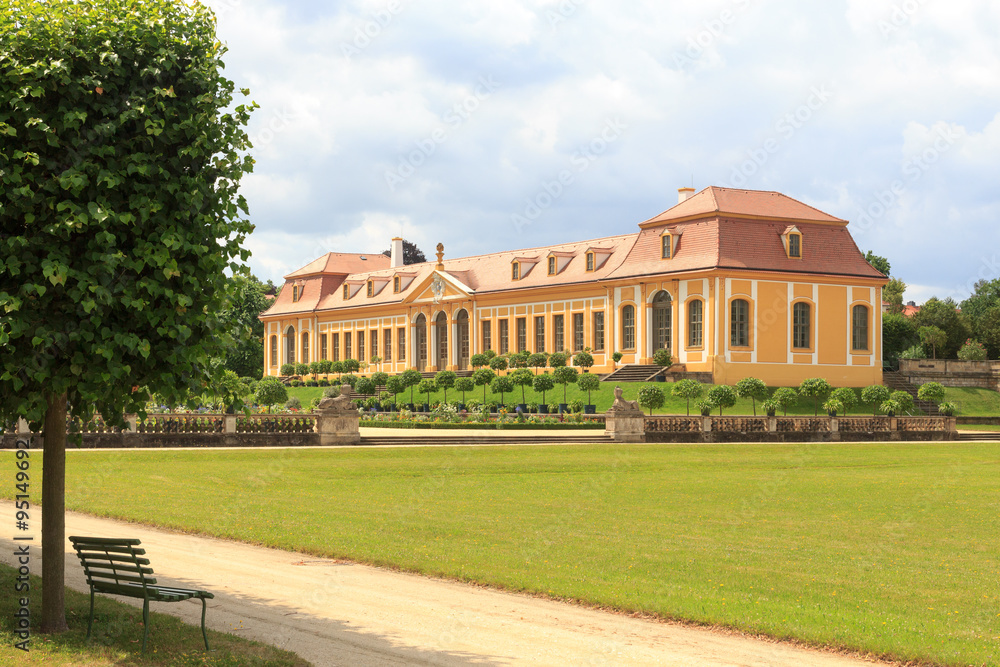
<box><xmin>69</xmin><ymin>535</ymin><xmax>214</xmax><ymax>653</ymax></box>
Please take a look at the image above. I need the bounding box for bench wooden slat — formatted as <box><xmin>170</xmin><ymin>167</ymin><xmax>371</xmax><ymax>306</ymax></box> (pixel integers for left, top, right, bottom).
<box><xmin>74</xmin><ymin>552</ymin><xmax>151</xmax><ymax>565</ymax></box>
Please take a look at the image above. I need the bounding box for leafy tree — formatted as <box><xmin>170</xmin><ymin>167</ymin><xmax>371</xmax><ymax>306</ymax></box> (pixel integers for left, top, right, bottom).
<box><xmin>220</xmin><ymin>274</ymin><xmax>273</xmax><ymax>379</ymax></box>
<box><xmin>532</xmin><ymin>373</ymin><xmax>555</xmax><ymax>405</ymax></box>
<box><xmin>490</xmin><ymin>375</ymin><xmax>514</xmax><ymax>405</ymax></box>
<box><xmin>864</xmin><ymin>251</ymin><xmax>891</xmax><ymax>277</ymax></box>
<box><xmin>489</xmin><ymin>354</ymin><xmax>508</xmax><ymax>374</ymax></box>
<box><xmin>254</xmin><ymin>378</ymin><xmax>288</xmax><ymax>413</ymax></box>
<box><xmin>434</xmin><ymin>370</ymin><xmax>456</xmax><ymax>402</ymax></box>
<box><xmin>890</xmin><ymin>390</ymin><xmax>915</xmax><ymax>414</ymax></box>
<box><xmin>454</xmin><ymin>377</ymin><xmax>474</xmax><ymax>405</ymax></box>
<box><xmin>883</xmin><ymin>277</ymin><xmax>907</xmax><ymax>315</ymax></box>
<box><xmin>577</xmin><ymin>372</ymin><xmax>601</xmax><ymax>405</ymax></box>
<box><xmin>371</xmin><ymin>371</ymin><xmax>389</xmax><ymax>387</ymax></box>
<box><xmin>553</xmin><ymin>366</ymin><xmax>579</xmax><ymax>403</ymax></box>
<box><xmin>416</xmin><ymin>378</ymin><xmax>437</xmax><ymax>406</ymax></box>
<box><xmin>470</xmin><ymin>353</ymin><xmax>489</xmax><ymax>369</ymax></box>
<box><xmin>0</xmin><ymin>0</ymin><xmax>254</xmax><ymax>633</ymax></box>
<box><xmin>472</xmin><ymin>368</ymin><xmax>496</xmax><ymax>403</ymax></box>
<box><xmin>380</xmin><ymin>239</ymin><xmax>426</xmax><ymax>265</ymax></box>
<box><xmin>882</xmin><ymin>312</ymin><xmax>917</xmax><ymax>365</ymax></box>
<box><xmin>735</xmin><ymin>377</ymin><xmax>767</xmax><ymax>415</ymax></box>
<box><xmin>912</xmin><ymin>297</ymin><xmax>969</xmax><ymax>358</ymax></box>
<box><xmin>548</xmin><ymin>352</ymin><xmax>568</xmax><ymax>368</ymax></box>
<box><xmin>343</xmin><ymin>359</ymin><xmax>361</xmax><ymax>373</ymax></box>
<box><xmin>707</xmin><ymin>385</ymin><xmax>737</xmax><ymax>416</ymax></box>
<box><xmin>829</xmin><ymin>387</ymin><xmax>858</xmax><ymax>416</ymax></box>
<box><xmin>918</xmin><ymin>326</ymin><xmax>948</xmax><ymax>359</ymax></box>
<box><xmin>330</xmin><ymin>361</ymin><xmax>345</xmax><ymax>375</ymax></box>
<box><xmin>672</xmin><ymin>379</ymin><xmax>703</xmax><ymax>416</ymax></box>
<box><xmin>917</xmin><ymin>382</ymin><xmax>946</xmax><ymax>404</ymax></box>
<box><xmin>309</xmin><ymin>361</ymin><xmax>322</xmax><ymax>380</ymax></box>
<box><xmin>528</xmin><ymin>352</ymin><xmax>548</xmax><ymax>374</ymax></box>
<box><xmin>511</xmin><ymin>350</ymin><xmax>530</xmax><ymax>369</ymax></box>
<box><xmin>318</xmin><ymin>359</ymin><xmax>333</xmax><ymax>375</ymax></box>
<box><xmin>861</xmin><ymin>384</ymin><xmax>890</xmax><ymax>416</ymax></box>
<box><xmin>399</xmin><ymin>368</ymin><xmax>422</xmax><ymax>405</ymax></box>
<box><xmin>295</xmin><ymin>362</ymin><xmax>309</xmax><ymax>376</ymax></box>
<box><xmin>976</xmin><ymin>306</ymin><xmax>1000</xmax><ymax>359</ymax></box>
<box><xmin>510</xmin><ymin>368</ymin><xmax>534</xmax><ymax>404</ymax></box>
<box><xmin>652</xmin><ymin>349</ymin><xmax>672</xmax><ymax>367</ymax></box>
<box><xmin>637</xmin><ymin>385</ymin><xmax>665</xmax><ymax>415</ymax></box>
<box><xmin>385</xmin><ymin>375</ymin><xmax>405</xmax><ymax>406</ymax></box>
<box><xmin>484</xmin><ymin>349</ymin><xmax>497</xmax><ymax>360</ymax></box>
<box><xmin>354</xmin><ymin>377</ymin><xmax>375</xmax><ymax>396</ymax></box>
<box><xmin>573</xmin><ymin>350</ymin><xmax>595</xmax><ymax>370</ymax></box>
<box><xmin>280</xmin><ymin>363</ymin><xmax>295</xmax><ymax>376</ymax></box>
<box><xmin>798</xmin><ymin>378</ymin><xmax>831</xmax><ymax>416</ymax></box>
<box><xmin>961</xmin><ymin>280</ymin><xmax>1000</xmax><ymax>358</ymax></box>
<box><xmin>772</xmin><ymin>387</ymin><xmax>799</xmax><ymax>416</ymax></box>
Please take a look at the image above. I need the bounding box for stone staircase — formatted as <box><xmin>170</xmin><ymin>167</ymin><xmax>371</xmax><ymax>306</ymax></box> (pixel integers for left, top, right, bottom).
<box><xmin>882</xmin><ymin>371</ymin><xmax>939</xmax><ymax>416</ymax></box>
<box><xmin>602</xmin><ymin>364</ymin><xmax>713</xmax><ymax>384</ymax></box>
<box><xmin>956</xmin><ymin>431</ymin><xmax>1000</xmax><ymax>441</ymax></box>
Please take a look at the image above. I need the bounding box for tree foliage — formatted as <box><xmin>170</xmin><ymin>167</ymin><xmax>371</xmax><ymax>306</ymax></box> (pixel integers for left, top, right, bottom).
<box><xmin>912</xmin><ymin>298</ymin><xmax>969</xmax><ymax>359</ymax></box>
<box><xmin>577</xmin><ymin>372</ymin><xmax>600</xmax><ymax>405</ymax></box>
<box><xmin>916</xmin><ymin>382</ymin><xmax>946</xmax><ymax>404</ymax></box>
<box><xmin>829</xmin><ymin>387</ymin><xmax>858</xmax><ymax>416</ymax></box>
<box><xmin>509</xmin><ymin>368</ymin><xmax>534</xmax><ymax>403</ymax></box>
<box><xmin>734</xmin><ymin>377</ymin><xmax>767</xmax><ymax>415</ymax></box>
<box><xmin>637</xmin><ymin>384</ymin><xmax>664</xmax><ymax>415</ymax></box>
<box><xmin>918</xmin><ymin>326</ymin><xmax>948</xmax><ymax>359</ymax></box>
<box><xmin>706</xmin><ymin>384</ymin><xmax>737</xmax><ymax>416</ymax></box>
<box><xmin>254</xmin><ymin>377</ymin><xmax>287</xmax><ymax>412</ymax></box>
<box><xmin>0</xmin><ymin>0</ymin><xmax>254</xmax><ymax>633</ymax></box>
<box><xmin>798</xmin><ymin>378</ymin><xmax>831</xmax><ymax>416</ymax></box>
<box><xmin>380</xmin><ymin>239</ymin><xmax>426</xmax><ymax>265</ymax></box>
<box><xmin>882</xmin><ymin>312</ymin><xmax>917</xmax><ymax>365</ymax></box>
<box><xmin>771</xmin><ymin>387</ymin><xmax>799</xmax><ymax>416</ymax></box>
<box><xmin>883</xmin><ymin>277</ymin><xmax>907</xmax><ymax>315</ymax></box>
<box><xmin>531</xmin><ymin>372</ymin><xmax>554</xmax><ymax>404</ymax></box>
<box><xmin>864</xmin><ymin>251</ymin><xmax>891</xmax><ymax>277</ymax></box>
<box><xmin>553</xmin><ymin>366</ymin><xmax>578</xmax><ymax>403</ymax></box>
<box><xmin>434</xmin><ymin>369</ymin><xmax>456</xmax><ymax>402</ymax></box>
<box><xmin>220</xmin><ymin>274</ymin><xmax>273</xmax><ymax>379</ymax></box>
<box><xmin>671</xmin><ymin>378</ymin><xmax>703</xmax><ymax>416</ymax></box>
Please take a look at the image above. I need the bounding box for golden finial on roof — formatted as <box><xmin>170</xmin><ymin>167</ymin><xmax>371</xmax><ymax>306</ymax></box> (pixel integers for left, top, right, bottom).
<box><xmin>435</xmin><ymin>242</ymin><xmax>445</xmax><ymax>270</ymax></box>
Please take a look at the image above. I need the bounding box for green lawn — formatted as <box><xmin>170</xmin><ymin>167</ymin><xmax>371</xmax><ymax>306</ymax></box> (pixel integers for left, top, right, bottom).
<box><xmin>0</xmin><ymin>564</ymin><xmax>306</xmax><ymax>666</ymax></box>
<box><xmin>289</xmin><ymin>379</ymin><xmax>1000</xmax><ymax>416</ymax></box>
<box><xmin>4</xmin><ymin>444</ymin><xmax>999</xmax><ymax>666</ymax></box>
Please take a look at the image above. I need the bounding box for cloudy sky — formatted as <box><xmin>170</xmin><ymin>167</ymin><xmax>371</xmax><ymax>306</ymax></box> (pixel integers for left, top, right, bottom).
<box><xmin>205</xmin><ymin>0</ymin><xmax>1000</xmax><ymax>304</ymax></box>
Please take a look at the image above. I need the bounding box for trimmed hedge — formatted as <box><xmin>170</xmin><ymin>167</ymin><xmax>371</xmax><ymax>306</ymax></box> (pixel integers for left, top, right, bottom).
<box><xmin>359</xmin><ymin>420</ymin><xmax>605</xmax><ymax>430</ymax></box>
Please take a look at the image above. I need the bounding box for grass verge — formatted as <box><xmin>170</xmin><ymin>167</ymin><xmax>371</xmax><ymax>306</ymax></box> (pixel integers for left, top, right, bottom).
<box><xmin>0</xmin><ymin>564</ymin><xmax>308</xmax><ymax>666</ymax></box>
<box><xmin>4</xmin><ymin>444</ymin><xmax>999</xmax><ymax>666</ymax></box>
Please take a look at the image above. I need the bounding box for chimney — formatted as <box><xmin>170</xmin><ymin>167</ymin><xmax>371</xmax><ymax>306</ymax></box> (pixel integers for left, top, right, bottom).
<box><xmin>390</xmin><ymin>237</ymin><xmax>404</xmax><ymax>268</ymax></box>
<box><xmin>677</xmin><ymin>187</ymin><xmax>695</xmax><ymax>204</ymax></box>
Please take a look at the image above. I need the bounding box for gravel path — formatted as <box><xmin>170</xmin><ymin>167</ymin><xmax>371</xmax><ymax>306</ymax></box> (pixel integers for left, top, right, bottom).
<box><xmin>0</xmin><ymin>502</ymin><xmax>888</xmax><ymax>666</ymax></box>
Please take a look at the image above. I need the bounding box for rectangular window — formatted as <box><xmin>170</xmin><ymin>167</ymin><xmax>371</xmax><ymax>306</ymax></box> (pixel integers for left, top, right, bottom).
<box><xmin>384</xmin><ymin>329</ymin><xmax>393</xmax><ymax>362</ymax></box>
<box><xmin>553</xmin><ymin>314</ymin><xmax>564</xmax><ymax>352</ymax></box>
<box><xmin>482</xmin><ymin>320</ymin><xmax>492</xmax><ymax>351</ymax></box>
<box><xmin>688</xmin><ymin>300</ymin><xmax>703</xmax><ymax>348</ymax></box>
<box><xmin>358</xmin><ymin>331</ymin><xmax>365</xmax><ymax>361</ymax></box>
<box><xmin>511</xmin><ymin>263</ymin><xmax>519</xmax><ymax>280</ymax></box>
<box><xmin>398</xmin><ymin>327</ymin><xmax>406</xmax><ymax>360</ymax></box>
<box><xmin>793</xmin><ymin>302</ymin><xmax>811</xmax><ymax>349</ymax></box>
<box><xmin>586</xmin><ymin>253</ymin><xmax>594</xmax><ymax>271</ymax></box>
<box><xmin>573</xmin><ymin>313</ymin><xmax>584</xmax><ymax>351</ymax></box>
<box><xmin>789</xmin><ymin>234</ymin><xmax>801</xmax><ymax>258</ymax></box>
<box><xmin>344</xmin><ymin>332</ymin><xmax>352</xmax><ymax>360</ymax></box>
<box><xmin>393</xmin><ymin>276</ymin><xmax>401</xmax><ymax>292</ymax></box>
<box><xmin>593</xmin><ymin>311</ymin><xmax>605</xmax><ymax>352</ymax></box>
<box><xmin>343</xmin><ymin>284</ymin><xmax>349</xmax><ymax>299</ymax></box>
<box><xmin>516</xmin><ymin>317</ymin><xmax>527</xmax><ymax>352</ymax></box>
<box><xmin>535</xmin><ymin>316</ymin><xmax>545</xmax><ymax>352</ymax></box>
<box><xmin>622</xmin><ymin>306</ymin><xmax>635</xmax><ymax>351</ymax></box>
<box><xmin>499</xmin><ymin>319</ymin><xmax>509</xmax><ymax>355</ymax></box>
<box><xmin>852</xmin><ymin>305</ymin><xmax>869</xmax><ymax>351</ymax></box>
<box><xmin>332</xmin><ymin>333</ymin><xmax>340</xmax><ymax>362</ymax></box>
<box><xmin>548</xmin><ymin>256</ymin><xmax>556</xmax><ymax>275</ymax></box>
<box><xmin>662</xmin><ymin>235</ymin><xmax>671</xmax><ymax>259</ymax></box>
<box><xmin>320</xmin><ymin>333</ymin><xmax>328</xmax><ymax>360</ymax></box>
<box><xmin>367</xmin><ymin>281</ymin><xmax>373</xmax><ymax>297</ymax></box>
<box><xmin>730</xmin><ymin>299</ymin><xmax>749</xmax><ymax>348</ymax></box>
<box><xmin>370</xmin><ymin>330</ymin><xmax>378</xmax><ymax>360</ymax></box>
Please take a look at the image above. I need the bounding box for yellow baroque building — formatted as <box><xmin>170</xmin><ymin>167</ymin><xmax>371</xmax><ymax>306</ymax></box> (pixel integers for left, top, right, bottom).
<box><xmin>260</xmin><ymin>186</ymin><xmax>888</xmax><ymax>387</ymax></box>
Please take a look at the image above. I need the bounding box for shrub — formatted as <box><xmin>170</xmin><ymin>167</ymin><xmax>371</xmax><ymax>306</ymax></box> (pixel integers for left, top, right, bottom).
<box><xmin>573</xmin><ymin>350</ymin><xmax>594</xmax><ymax>370</ymax></box>
<box><xmin>822</xmin><ymin>398</ymin><xmax>844</xmax><ymax>416</ymax></box>
<box><xmin>772</xmin><ymin>387</ymin><xmax>799</xmax><ymax>416</ymax></box>
<box><xmin>305</xmin><ymin>380</ymin><xmax>318</xmax><ymax>387</ymax></box>
<box><xmin>798</xmin><ymin>378</ymin><xmax>832</xmax><ymax>416</ymax></box>
<box><xmin>735</xmin><ymin>377</ymin><xmax>767</xmax><ymax>415</ymax></box>
<box><xmin>899</xmin><ymin>344</ymin><xmax>927</xmax><ymax>360</ymax></box>
<box><xmin>830</xmin><ymin>387</ymin><xmax>858</xmax><ymax>416</ymax></box>
<box><xmin>323</xmin><ymin>385</ymin><xmax>341</xmax><ymax>398</ymax></box>
<box><xmin>611</xmin><ymin>351</ymin><xmax>623</xmax><ymax>368</ymax></box>
<box><xmin>637</xmin><ymin>384</ymin><xmax>665</xmax><ymax>415</ymax></box>
<box><xmin>917</xmin><ymin>382</ymin><xmax>946</xmax><ymax>404</ymax></box>
<box><xmin>937</xmin><ymin>401</ymin><xmax>959</xmax><ymax>416</ymax></box>
<box><xmin>707</xmin><ymin>385</ymin><xmax>737</xmax><ymax>416</ymax></box>
<box><xmin>672</xmin><ymin>379</ymin><xmax>703</xmax><ymax>416</ymax></box>
<box><xmin>569</xmin><ymin>398</ymin><xmax>584</xmax><ymax>413</ymax></box>
<box><xmin>548</xmin><ymin>352</ymin><xmax>568</xmax><ymax>368</ymax></box>
<box><xmin>761</xmin><ymin>398</ymin><xmax>779</xmax><ymax>416</ymax></box>
<box><xmin>958</xmin><ymin>339</ymin><xmax>988</xmax><ymax>361</ymax></box>
<box><xmin>318</xmin><ymin>379</ymin><xmax>330</xmax><ymax>387</ymax></box>
<box><xmin>861</xmin><ymin>385</ymin><xmax>890</xmax><ymax>416</ymax></box>
<box><xmin>577</xmin><ymin>373</ymin><xmax>601</xmax><ymax>405</ymax></box>
<box><xmin>355</xmin><ymin>377</ymin><xmax>376</xmax><ymax>396</ymax></box>
<box><xmin>652</xmin><ymin>349</ymin><xmax>672</xmax><ymax>367</ymax></box>
<box><xmin>280</xmin><ymin>363</ymin><xmax>295</xmax><ymax>376</ymax></box>
<box><xmin>696</xmin><ymin>398</ymin><xmax>715</xmax><ymax>416</ymax></box>
<box><xmin>880</xmin><ymin>398</ymin><xmax>901</xmax><ymax>416</ymax></box>
<box><xmin>284</xmin><ymin>396</ymin><xmax>302</xmax><ymax>411</ymax></box>
<box><xmin>532</xmin><ymin>373</ymin><xmax>555</xmax><ymax>405</ymax></box>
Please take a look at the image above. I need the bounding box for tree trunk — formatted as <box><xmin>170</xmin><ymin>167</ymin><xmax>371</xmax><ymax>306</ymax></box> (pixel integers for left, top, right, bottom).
<box><xmin>41</xmin><ymin>392</ymin><xmax>68</xmax><ymax>634</ymax></box>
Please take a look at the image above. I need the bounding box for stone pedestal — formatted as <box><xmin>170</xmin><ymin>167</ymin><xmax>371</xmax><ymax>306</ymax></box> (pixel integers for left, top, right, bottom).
<box><xmin>315</xmin><ymin>411</ymin><xmax>361</xmax><ymax>446</ymax></box>
<box><xmin>223</xmin><ymin>415</ymin><xmax>237</xmax><ymax>434</ymax></box>
<box><xmin>604</xmin><ymin>386</ymin><xmax>646</xmax><ymax>442</ymax></box>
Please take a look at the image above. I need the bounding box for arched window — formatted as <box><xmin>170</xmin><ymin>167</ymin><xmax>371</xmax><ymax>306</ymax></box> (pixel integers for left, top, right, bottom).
<box><xmin>687</xmin><ymin>300</ymin><xmax>703</xmax><ymax>347</ymax></box>
<box><xmin>793</xmin><ymin>302</ymin><xmax>811</xmax><ymax>349</ymax></box>
<box><xmin>270</xmin><ymin>335</ymin><xmax>278</xmax><ymax>367</ymax></box>
<box><xmin>621</xmin><ymin>305</ymin><xmax>635</xmax><ymax>350</ymax></box>
<box><xmin>285</xmin><ymin>327</ymin><xmax>296</xmax><ymax>365</ymax></box>
<box><xmin>301</xmin><ymin>331</ymin><xmax>309</xmax><ymax>363</ymax></box>
<box><xmin>730</xmin><ymin>299</ymin><xmax>750</xmax><ymax>348</ymax></box>
<box><xmin>852</xmin><ymin>305</ymin><xmax>869</xmax><ymax>351</ymax></box>
<box><xmin>652</xmin><ymin>291</ymin><xmax>672</xmax><ymax>352</ymax></box>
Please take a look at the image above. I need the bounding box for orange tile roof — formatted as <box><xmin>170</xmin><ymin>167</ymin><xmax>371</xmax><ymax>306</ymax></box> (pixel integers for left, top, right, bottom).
<box><xmin>641</xmin><ymin>187</ymin><xmax>846</xmax><ymax>227</ymax></box>
<box><xmin>284</xmin><ymin>252</ymin><xmax>390</xmax><ymax>279</ymax></box>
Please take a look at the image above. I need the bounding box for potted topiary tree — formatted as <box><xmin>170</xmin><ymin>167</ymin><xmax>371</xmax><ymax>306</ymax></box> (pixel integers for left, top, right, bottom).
<box><xmin>489</xmin><ymin>354</ymin><xmax>509</xmax><ymax>376</ymax></box>
<box><xmin>651</xmin><ymin>349</ymin><xmax>672</xmax><ymax>381</ymax></box>
<box><xmin>548</xmin><ymin>351</ymin><xmax>568</xmax><ymax>369</ymax></box>
<box><xmin>577</xmin><ymin>372</ymin><xmax>601</xmax><ymax>413</ymax></box>
<box><xmin>385</xmin><ymin>375</ymin><xmax>405</xmax><ymax>412</ymax></box>
<box><xmin>528</xmin><ymin>352</ymin><xmax>548</xmax><ymax>375</ymax></box>
<box><xmin>416</xmin><ymin>378</ymin><xmax>437</xmax><ymax>412</ymax></box>
<box><xmin>295</xmin><ymin>362</ymin><xmax>309</xmax><ymax>378</ymax></box>
<box><xmin>454</xmin><ymin>377</ymin><xmax>474</xmax><ymax>411</ymax></box>
<box><xmin>435</xmin><ymin>370</ymin><xmax>457</xmax><ymax>404</ymax></box>
<box><xmin>735</xmin><ymin>377</ymin><xmax>767</xmax><ymax>415</ymax></box>
<box><xmin>472</xmin><ymin>368</ymin><xmax>496</xmax><ymax>405</ymax></box>
<box><xmin>611</xmin><ymin>351</ymin><xmax>623</xmax><ymax>370</ymax></box>
<box><xmin>490</xmin><ymin>375</ymin><xmax>514</xmax><ymax>410</ymax></box>
<box><xmin>890</xmin><ymin>390</ymin><xmax>915</xmax><ymax>415</ymax></box>
<box><xmin>510</xmin><ymin>368</ymin><xmax>534</xmax><ymax>412</ymax></box>
<box><xmin>573</xmin><ymin>349</ymin><xmax>595</xmax><ymax>373</ymax></box>
<box><xmin>671</xmin><ymin>378</ymin><xmax>703</xmax><ymax>416</ymax></box>
<box><xmin>637</xmin><ymin>384</ymin><xmax>665</xmax><ymax>415</ymax></box>
<box><xmin>696</xmin><ymin>397</ymin><xmax>715</xmax><ymax>417</ymax></box>
<box><xmin>822</xmin><ymin>398</ymin><xmax>843</xmax><ymax>417</ymax></box>
<box><xmin>553</xmin><ymin>366</ymin><xmax>579</xmax><ymax>413</ymax></box>
<box><xmin>917</xmin><ymin>381</ymin><xmax>946</xmax><ymax>407</ymax></box>
<box><xmin>470</xmin><ymin>352</ymin><xmax>489</xmax><ymax>369</ymax></box>
<box><xmin>762</xmin><ymin>398</ymin><xmax>779</xmax><ymax>417</ymax></box>
<box><xmin>399</xmin><ymin>368</ymin><xmax>422</xmax><ymax>411</ymax></box>
<box><xmin>280</xmin><ymin>363</ymin><xmax>295</xmax><ymax>377</ymax></box>
<box><xmin>532</xmin><ymin>373</ymin><xmax>555</xmax><ymax>413</ymax></box>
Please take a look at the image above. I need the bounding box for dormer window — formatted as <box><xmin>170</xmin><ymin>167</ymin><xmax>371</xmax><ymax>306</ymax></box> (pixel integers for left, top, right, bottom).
<box><xmin>367</xmin><ymin>281</ymin><xmax>374</xmax><ymax>297</ymax></box>
<box><xmin>782</xmin><ymin>226</ymin><xmax>802</xmax><ymax>259</ymax></box>
<box><xmin>393</xmin><ymin>276</ymin><xmax>401</xmax><ymax>292</ymax></box>
<box><xmin>512</xmin><ymin>261</ymin><xmax>520</xmax><ymax>281</ymax></box>
<box><xmin>292</xmin><ymin>285</ymin><xmax>301</xmax><ymax>302</ymax></box>
<box><xmin>586</xmin><ymin>252</ymin><xmax>595</xmax><ymax>271</ymax></box>
<box><xmin>661</xmin><ymin>233</ymin><xmax>672</xmax><ymax>259</ymax></box>
<box><xmin>343</xmin><ymin>284</ymin><xmax>349</xmax><ymax>299</ymax></box>
<box><xmin>548</xmin><ymin>256</ymin><xmax>556</xmax><ymax>275</ymax></box>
